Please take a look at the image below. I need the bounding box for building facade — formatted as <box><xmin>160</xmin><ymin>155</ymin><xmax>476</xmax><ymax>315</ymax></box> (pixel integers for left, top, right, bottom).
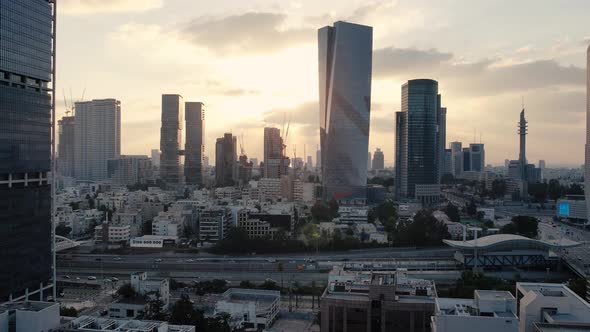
<box><xmin>184</xmin><ymin>102</ymin><xmax>204</xmax><ymax>186</ymax></box>
<box><xmin>372</xmin><ymin>148</ymin><xmax>384</xmax><ymax>170</ymax></box>
<box><xmin>318</xmin><ymin>21</ymin><xmax>373</xmax><ymax>204</ymax></box>
<box><xmin>0</xmin><ymin>0</ymin><xmax>54</xmax><ymax>301</ymax></box>
<box><xmin>263</xmin><ymin>127</ymin><xmax>289</xmax><ymax>178</ymax></box>
<box><xmin>58</xmin><ymin>115</ymin><xmax>75</xmax><ymax>177</ymax></box>
<box><xmin>585</xmin><ymin>44</ymin><xmax>590</xmax><ymax>221</ymax></box>
<box><xmin>160</xmin><ymin>94</ymin><xmax>183</xmax><ymax>184</ymax></box>
<box><xmin>74</xmin><ymin>99</ymin><xmax>121</xmax><ymax>181</ymax></box>
<box><xmin>395</xmin><ymin>79</ymin><xmax>440</xmax><ymax>199</ymax></box>
<box><xmin>215</xmin><ymin>133</ymin><xmax>237</xmax><ymax>187</ymax></box>
<box><xmin>107</xmin><ymin>155</ymin><xmax>152</xmax><ymax>185</ymax></box>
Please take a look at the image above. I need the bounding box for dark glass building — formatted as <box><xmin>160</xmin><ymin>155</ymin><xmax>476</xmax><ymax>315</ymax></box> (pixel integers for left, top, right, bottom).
<box><xmin>395</xmin><ymin>79</ymin><xmax>440</xmax><ymax>199</ymax></box>
<box><xmin>184</xmin><ymin>102</ymin><xmax>204</xmax><ymax>186</ymax></box>
<box><xmin>0</xmin><ymin>0</ymin><xmax>54</xmax><ymax>300</ymax></box>
<box><xmin>318</xmin><ymin>21</ymin><xmax>373</xmax><ymax>205</ymax></box>
<box><xmin>160</xmin><ymin>94</ymin><xmax>184</xmax><ymax>184</ymax></box>
<box><xmin>215</xmin><ymin>133</ymin><xmax>236</xmax><ymax>187</ymax></box>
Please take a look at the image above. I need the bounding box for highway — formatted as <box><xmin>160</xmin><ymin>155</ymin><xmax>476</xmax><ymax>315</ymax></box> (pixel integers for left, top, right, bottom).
<box><xmin>538</xmin><ymin>219</ymin><xmax>590</xmax><ymax>276</ymax></box>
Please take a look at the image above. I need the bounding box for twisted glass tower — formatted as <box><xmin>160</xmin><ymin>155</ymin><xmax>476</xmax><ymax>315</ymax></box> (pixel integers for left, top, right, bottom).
<box><xmin>318</xmin><ymin>21</ymin><xmax>372</xmax><ymax>204</ymax></box>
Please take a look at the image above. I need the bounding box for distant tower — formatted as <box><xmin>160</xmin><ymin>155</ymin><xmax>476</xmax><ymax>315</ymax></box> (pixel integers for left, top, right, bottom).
<box><xmin>160</xmin><ymin>94</ymin><xmax>184</xmax><ymax>184</ymax></box>
<box><xmin>518</xmin><ymin>107</ymin><xmax>528</xmax><ymax>199</ymax></box>
<box><xmin>585</xmin><ymin>44</ymin><xmax>590</xmax><ymax>222</ymax></box>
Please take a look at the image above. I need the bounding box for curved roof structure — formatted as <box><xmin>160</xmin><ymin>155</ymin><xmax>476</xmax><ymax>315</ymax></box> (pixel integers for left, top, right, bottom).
<box><xmin>444</xmin><ymin>234</ymin><xmax>581</xmax><ymax>251</ymax></box>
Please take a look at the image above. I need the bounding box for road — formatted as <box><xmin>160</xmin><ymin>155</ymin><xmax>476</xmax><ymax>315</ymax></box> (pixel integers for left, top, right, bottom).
<box><xmin>538</xmin><ymin>219</ymin><xmax>589</xmax><ymax>276</ymax></box>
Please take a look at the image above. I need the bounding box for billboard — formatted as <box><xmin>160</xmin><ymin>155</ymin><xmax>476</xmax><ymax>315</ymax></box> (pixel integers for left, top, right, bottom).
<box><xmin>558</xmin><ymin>202</ymin><xmax>570</xmax><ymax>217</ymax></box>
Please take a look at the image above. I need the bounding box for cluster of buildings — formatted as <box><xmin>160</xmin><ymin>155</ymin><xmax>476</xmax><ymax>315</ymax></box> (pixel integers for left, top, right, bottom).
<box><xmin>319</xmin><ymin>266</ymin><xmax>590</xmax><ymax>332</ymax></box>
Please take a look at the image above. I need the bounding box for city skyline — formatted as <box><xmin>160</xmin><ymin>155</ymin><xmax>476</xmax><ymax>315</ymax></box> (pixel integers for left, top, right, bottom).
<box><xmin>55</xmin><ymin>1</ymin><xmax>590</xmax><ymax>167</ymax></box>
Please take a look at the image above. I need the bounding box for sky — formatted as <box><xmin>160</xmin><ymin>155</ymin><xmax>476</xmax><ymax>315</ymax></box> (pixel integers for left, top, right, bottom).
<box><xmin>56</xmin><ymin>0</ymin><xmax>590</xmax><ymax>167</ymax></box>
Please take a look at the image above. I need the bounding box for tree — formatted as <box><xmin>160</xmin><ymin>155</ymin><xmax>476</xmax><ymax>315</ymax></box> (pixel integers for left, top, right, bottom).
<box><xmin>567</xmin><ymin>183</ymin><xmax>584</xmax><ymax>196</ymax></box>
<box><xmin>491</xmin><ymin>179</ymin><xmax>506</xmax><ymax>199</ymax></box>
<box><xmin>466</xmin><ymin>199</ymin><xmax>477</xmax><ymax>217</ymax></box>
<box><xmin>500</xmin><ymin>215</ymin><xmax>538</xmax><ymax>238</ymax></box>
<box><xmin>116</xmin><ymin>283</ymin><xmax>136</xmax><ymax>298</ymax></box>
<box><xmin>259</xmin><ymin>279</ymin><xmax>280</xmax><ymax>291</ymax></box>
<box><xmin>528</xmin><ymin>182</ymin><xmax>548</xmax><ymax>205</ymax></box>
<box><xmin>444</xmin><ymin>203</ymin><xmax>460</xmax><ymax>223</ymax></box>
<box><xmin>144</xmin><ymin>294</ymin><xmax>168</xmax><ymax>321</ymax></box>
<box><xmin>88</xmin><ymin>198</ymin><xmax>96</xmax><ymax>209</ymax></box>
<box><xmin>311</xmin><ymin>201</ymin><xmax>331</xmax><ymax>221</ymax></box>
<box><xmin>277</xmin><ymin>262</ymin><xmax>284</xmax><ymax>289</ymax></box>
<box><xmin>60</xmin><ymin>306</ymin><xmax>78</xmax><ymax>317</ymax></box>
<box><xmin>170</xmin><ymin>294</ymin><xmax>204</xmax><ymax>326</ymax></box>
<box><xmin>56</xmin><ymin>224</ymin><xmax>72</xmax><ymax>237</ymax></box>
<box><xmin>476</xmin><ymin>211</ymin><xmax>485</xmax><ymax>222</ymax></box>
<box><xmin>239</xmin><ymin>280</ymin><xmax>256</xmax><ymax>288</ymax></box>
<box><xmin>548</xmin><ymin>179</ymin><xmax>564</xmax><ymax>203</ymax></box>
<box><xmin>327</xmin><ymin>199</ymin><xmax>339</xmax><ymax>219</ymax></box>
<box><xmin>393</xmin><ymin>210</ymin><xmax>450</xmax><ymax>246</ymax></box>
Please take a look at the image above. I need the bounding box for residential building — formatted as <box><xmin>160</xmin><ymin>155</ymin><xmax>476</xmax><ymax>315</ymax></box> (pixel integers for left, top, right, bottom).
<box><xmin>318</xmin><ymin>21</ymin><xmax>372</xmax><ymax>204</ymax></box>
<box><xmin>151</xmin><ymin>149</ymin><xmax>160</xmax><ymax>167</ymax></box>
<box><xmin>107</xmin><ymin>155</ymin><xmax>152</xmax><ymax>185</ymax></box>
<box><xmin>0</xmin><ymin>301</ymin><xmax>60</xmax><ymax>332</ymax></box>
<box><xmin>215</xmin><ymin>288</ymin><xmax>280</xmax><ymax>330</ymax></box>
<box><xmin>199</xmin><ymin>206</ymin><xmax>233</xmax><ymax>242</ymax></box>
<box><xmin>184</xmin><ymin>102</ymin><xmax>205</xmax><ymax>185</ymax></box>
<box><xmin>263</xmin><ymin>127</ymin><xmax>289</xmax><ymax>178</ymax></box>
<box><xmin>130</xmin><ymin>272</ymin><xmax>170</xmax><ymax>309</ymax></box>
<box><xmin>215</xmin><ymin>133</ymin><xmax>237</xmax><ymax>187</ymax></box>
<box><xmin>372</xmin><ymin>148</ymin><xmax>385</xmax><ymax>170</ymax></box>
<box><xmin>469</xmin><ymin>143</ymin><xmax>485</xmax><ymax>172</ymax></box>
<box><xmin>0</xmin><ymin>0</ymin><xmax>54</xmax><ymax>301</ymax></box>
<box><xmin>152</xmin><ymin>219</ymin><xmax>181</xmax><ymax>237</ymax></box>
<box><xmin>431</xmin><ymin>290</ymin><xmax>518</xmax><ymax>332</ymax></box>
<box><xmin>258</xmin><ymin>178</ymin><xmax>282</xmax><ymax>201</ymax></box>
<box><xmin>108</xmin><ymin>298</ymin><xmax>147</xmax><ymax>319</ymax></box>
<box><xmin>517</xmin><ymin>282</ymin><xmax>590</xmax><ymax>332</ymax></box>
<box><xmin>64</xmin><ymin>316</ymin><xmax>194</xmax><ymax>332</ymax></box>
<box><xmin>395</xmin><ymin>79</ymin><xmax>440</xmax><ymax>199</ymax></box>
<box><xmin>320</xmin><ymin>267</ymin><xmax>436</xmax><ymax>332</ymax></box>
<box><xmin>58</xmin><ymin>115</ymin><xmax>75</xmax><ymax>177</ymax></box>
<box><xmin>74</xmin><ymin>99</ymin><xmax>121</xmax><ymax>181</ymax></box>
<box><xmin>160</xmin><ymin>94</ymin><xmax>184</xmax><ymax>184</ymax></box>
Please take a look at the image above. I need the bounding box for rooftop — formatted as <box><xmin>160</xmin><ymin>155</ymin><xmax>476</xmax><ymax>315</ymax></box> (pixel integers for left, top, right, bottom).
<box><xmin>66</xmin><ymin>315</ymin><xmax>194</xmax><ymax>332</ymax></box>
<box><xmin>444</xmin><ymin>234</ymin><xmax>581</xmax><ymax>250</ymax></box>
<box><xmin>0</xmin><ymin>301</ymin><xmax>58</xmax><ymax>314</ymax></box>
<box><xmin>533</xmin><ymin>322</ymin><xmax>590</xmax><ymax>332</ymax></box>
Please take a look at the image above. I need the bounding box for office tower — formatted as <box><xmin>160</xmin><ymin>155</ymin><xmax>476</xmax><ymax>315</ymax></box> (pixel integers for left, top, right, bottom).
<box><xmin>58</xmin><ymin>116</ymin><xmax>75</xmax><ymax>177</ymax></box>
<box><xmin>0</xmin><ymin>0</ymin><xmax>54</xmax><ymax>301</ymax></box>
<box><xmin>462</xmin><ymin>148</ymin><xmax>471</xmax><ymax>172</ymax></box>
<box><xmin>203</xmin><ymin>155</ymin><xmax>210</xmax><ymax>168</ymax></box>
<box><xmin>160</xmin><ymin>94</ymin><xmax>184</xmax><ymax>184</ymax></box>
<box><xmin>237</xmin><ymin>155</ymin><xmax>253</xmax><ymax>186</ymax></box>
<box><xmin>185</xmin><ymin>102</ymin><xmax>205</xmax><ymax>186</ymax></box>
<box><xmin>318</xmin><ymin>21</ymin><xmax>373</xmax><ymax>204</ymax></box>
<box><xmin>538</xmin><ymin>160</ymin><xmax>546</xmax><ymax>170</ymax></box>
<box><xmin>372</xmin><ymin>148</ymin><xmax>385</xmax><ymax>170</ymax></box>
<box><xmin>307</xmin><ymin>156</ymin><xmax>313</xmax><ymax>169</ymax></box>
<box><xmin>263</xmin><ymin>127</ymin><xmax>289</xmax><ymax>178</ymax></box>
<box><xmin>444</xmin><ymin>149</ymin><xmax>452</xmax><ymax>175</ymax></box>
<box><xmin>450</xmin><ymin>142</ymin><xmax>463</xmax><ymax>176</ymax></box>
<box><xmin>73</xmin><ymin>99</ymin><xmax>121</xmax><ymax>181</ymax></box>
<box><xmin>519</xmin><ymin>108</ymin><xmax>528</xmax><ymax>198</ymax></box>
<box><xmin>215</xmin><ymin>133</ymin><xmax>236</xmax><ymax>187</ymax></box>
<box><xmin>316</xmin><ymin>149</ymin><xmax>321</xmax><ymax>169</ymax></box>
<box><xmin>585</xmin><ymin>43</ymin><xmax>590</xmax><ymax>220</ymax></box>
<box><xmin>367</xmin><ymin>152</ymin><xmax>372</xmax><ymax>171</ymax></box>
<box><xmin>469</xmin><ymin>143</ymin><xmax>485</xmax><ymax>172</ymax></box>
<box><xmin>395</xmin><ymin>79</ymin><xmax>439</xmax><ymax>199</ymax></box>
<box><xmin>505</xmin><ymin>159</ymin><xmax>510</xmax><ymax>169</ymax></box>
<box><xmin>437</xmin><ymin>97</ymin><xmax>447</xmax><ymax>180</ymax></box>
<box><xmin>151</xmin><ymin>149</ymin><xmax>161</xmax><ymax>167</ymax></box>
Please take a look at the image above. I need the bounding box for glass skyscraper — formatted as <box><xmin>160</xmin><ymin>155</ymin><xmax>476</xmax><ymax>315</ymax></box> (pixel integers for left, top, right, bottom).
<box><xmin>318</xmin><ymin>21</ymin><xmax>372</xmax><ymax>204</ymax></box>
<box><xmin>395</xmin><ymin>79</ymin><xmax>440</xmax><ymax>199</ymax></box>
<box><xmin>0</xmin><ymin>0</ymin><xmax>54</xmax><ymax>300</ymax></box>
<box><xmin>160</xmin><ymin>94</ymin><xmax>184</xmax><ymax>184</ymax></box>
<box><xmin>184</xmin><ymin>102</ymin><xmax>205</xmax><ymax>185</ymax></box>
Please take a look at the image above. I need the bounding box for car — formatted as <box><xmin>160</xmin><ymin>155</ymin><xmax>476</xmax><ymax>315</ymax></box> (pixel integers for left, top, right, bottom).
<box><xmin>75</xmin><ymin>277</ymin><xmax>81</xmax><ymax>280</ymax></box>
<box><xmin>267</xmin><ymin>258</ymin><xmax>276</xmax><ymax>263</ymax></box>
<box><xmin>104</xmin><ymin>278</ymin><xmax>112</xmax><ymax>283</ymax></box>
<box><xmin>113</xmin><ymin>257</ymin><xmax>122</xmax><ymax>261</ymax></box>
<box><xmin>87</xmin><ymin>276</ymin><xmax>97</xmax><ymax>280</ymax></box>
<box><xmin>185</xmin><ymin>259</ymin><xmax>194</xmax><ymax>263</ymax></box>
<box><xmin>190</xmin><ymin>299</ymin><xmax>195</xmax><ymax>304</ymax></box>
<box><xmin>154</xmin><ymin>258</ymin><xmax>163</xmax><ymax>262</ymax></box>
<box><xmin>63</xmin><ymin>275</ymin><xmax>71</xmax><ymax>279</ymax></box>
<box><xmin>111</xmin><ymin>277</ymin><xmax>119</xmax><ymax>282</ymax></box>
<box><xmin>59</xmin><ymin>292</ymin><xmax>65</xmax><ymax>297</ymax></box>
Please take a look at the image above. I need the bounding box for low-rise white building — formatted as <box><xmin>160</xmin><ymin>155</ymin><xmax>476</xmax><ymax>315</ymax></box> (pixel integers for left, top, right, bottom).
<box><xmin>214</xmin><ymin>288</ymin><xmax>280</xmax><ymax>330</ymax></box>
<box><xmin>130</xmin><ymin>272</ymin><xmax>170</xmax><ymax>309</ymax></box>
<box><xmin>431</xmin><ymin>290</ymin><xmax>518</xmax><ymax>332</ymax></box>
<box><xmin>130</xmin><ymin>235</ymin><xmax>178</xmax><ymax>248</ymax></box>
<box><xmin>64</xmin><ymin>316</ymin><xmax>194</xmax><ymax>332</ymax></box>
<box><xmin>0</xmin><ymin>301</ymin><xmax>60</xmax><ymax>332</ymax></box>
<box><xmin>152</xmin><ymin>219</ymin><xmax>181</xmax><ymax>237</ymax></box>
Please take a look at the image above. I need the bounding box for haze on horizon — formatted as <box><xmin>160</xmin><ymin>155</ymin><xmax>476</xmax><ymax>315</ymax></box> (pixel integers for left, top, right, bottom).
<box><xmin>56</xmin><ymin>0</ymin><xmax>590</xmax><ymax>167</ymax></box>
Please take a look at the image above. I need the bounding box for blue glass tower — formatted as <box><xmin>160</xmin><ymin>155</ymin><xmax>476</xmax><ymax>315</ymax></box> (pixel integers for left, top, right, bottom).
<box><xmin>395</xmin><ymin>79</ymin><xmax>440</xmax><ymax>199</ymax></box>
<box><xmin>318</xmin><ymin>21</ymin><xmax>372</xmax><ymax>205</ymax></box>
<box><xmin>0</xmin><ymin>0</ymin><xmax>54</xmax><ymax>300</ymax></box>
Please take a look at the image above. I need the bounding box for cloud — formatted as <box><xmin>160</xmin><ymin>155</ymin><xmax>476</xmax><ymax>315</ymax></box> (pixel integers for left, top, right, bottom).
<box><xmin>373</xmin><ymin>47</ymin><xmax>452</xmax><ymax>77</ymax></box>
<box><xmin>203</xmin><ymin>81</ymin><xmax>259</xmax><ymax>96</ymax></box>
<box><xmin>60</xmin><ymin>0</ymin><xmax>162</xmax><ymax>15</ymax></box>
<box><xmin>347</xmin><ymin>0</ymin><xmax>396</xmax><ymax>23</ymax></box>
<box><xmin>181</xmin><ymin>12</ymin><xmax>314</xmax><ymax>54</ymax></box>
<box><xmin>373</xmin><ymin>47</ymin><xmax>585</xmax><ymax>96</ymax></box>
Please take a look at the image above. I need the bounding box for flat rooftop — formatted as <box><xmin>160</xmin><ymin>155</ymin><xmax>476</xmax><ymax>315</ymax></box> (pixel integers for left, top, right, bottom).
<box><xmin>534</xmin><ymin>322</ymin><xmax>590</xmax><ymax>332</ymax></box>
<box><xmin>0</xmin><ymin>301</ymin><xmax>58</xmax><ymax>314</ymax></box>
